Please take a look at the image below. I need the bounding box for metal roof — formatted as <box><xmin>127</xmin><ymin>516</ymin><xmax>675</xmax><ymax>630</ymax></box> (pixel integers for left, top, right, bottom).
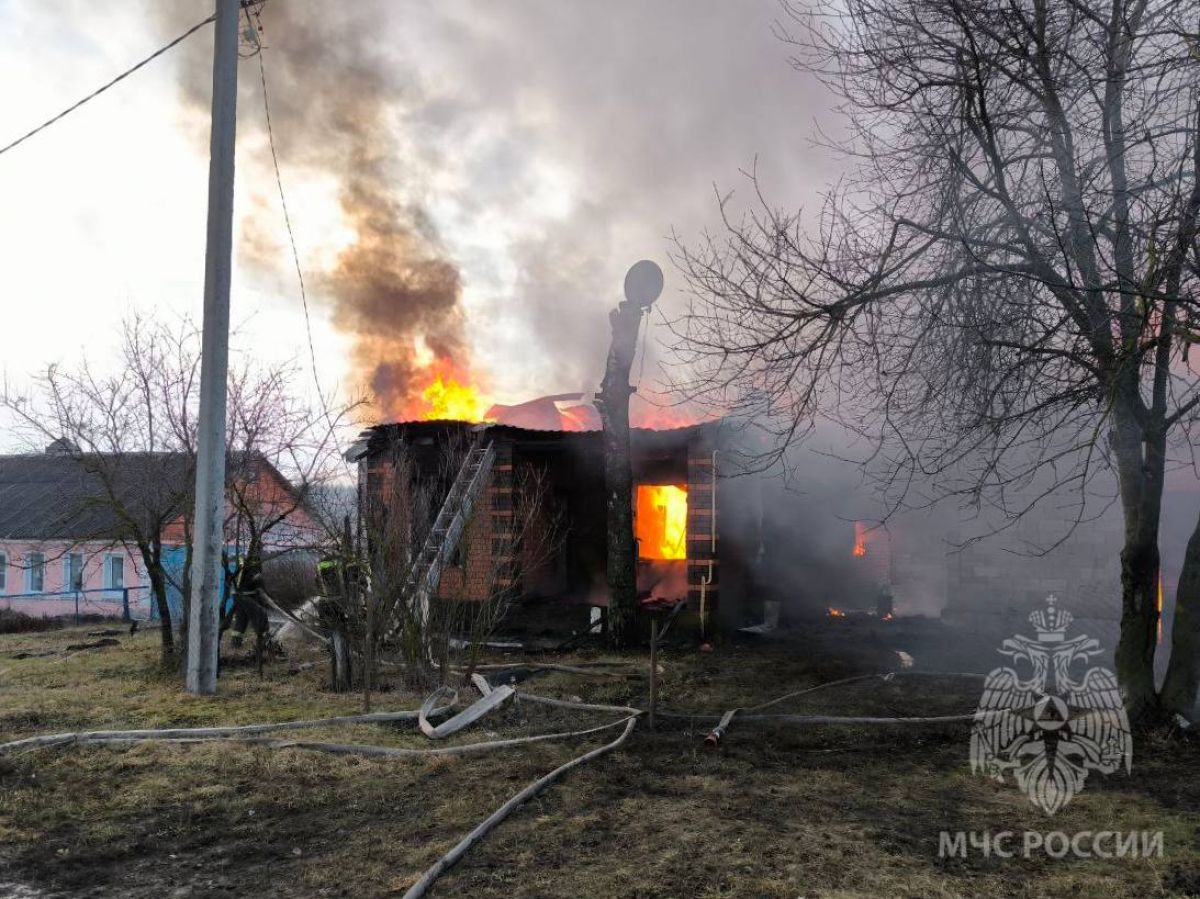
<box><xmin>0</xmin><ymin>451</ymin><xmax>302</xmax><ymax>542</ymax></box>
<box><xmin>0</xmin><ymin>452</ymin><xmax>194</xmax><ymax>541</ymax></box>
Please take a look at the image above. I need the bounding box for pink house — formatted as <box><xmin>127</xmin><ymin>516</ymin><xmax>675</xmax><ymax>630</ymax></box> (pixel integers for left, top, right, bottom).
<box><xmin>0</xmin><ymin>540</ymin><xmax>147</xmax><ymax>618</ymax></box>
<box><xmin>0</xmin><ymin>445</ymin><xmax>318</xmax><ymax>622</ymax></box>
<box><xmin>0</xmin><ymin>448</ymin><xmax>164</xmax><ymax>619</ymax></box>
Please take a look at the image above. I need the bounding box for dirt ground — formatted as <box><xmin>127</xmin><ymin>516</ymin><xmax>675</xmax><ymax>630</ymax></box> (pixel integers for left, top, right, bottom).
<box><xmin>2</xmin><ymin>619</ymin><xmax>1199</xmax><ymax>898</ymax></box>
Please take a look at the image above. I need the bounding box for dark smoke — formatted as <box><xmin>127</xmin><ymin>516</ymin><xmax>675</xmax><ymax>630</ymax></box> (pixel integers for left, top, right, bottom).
<box><xmin>330</xmin><ymin>185</ymin><xmax>466</xmax><ymax>414</ymax></box>
<box><xmin>156</xmin><ymin>0</ymin><xmax>467</xmax><ymax>418</ymax></box>
<box><xmin>151</xmin><ymin>0</ymin><xmax>839</xmax><ymax>410</ymax></box>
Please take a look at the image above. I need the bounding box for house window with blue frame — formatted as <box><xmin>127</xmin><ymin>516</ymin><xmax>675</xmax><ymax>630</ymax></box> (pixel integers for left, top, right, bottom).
<box><xmin>26</xmin><ymin>552</ymin><xmax>45</xmax><ymax>593</ymax></box>
<box><xmin>65</xmin><ymin>553</ymin><xmax>84</xmax><ymax>592</ymax></box>
<box><xmin>105</xmin><ymin>554</ymin><xmax>124</xmax><ymax>590</ymax></box>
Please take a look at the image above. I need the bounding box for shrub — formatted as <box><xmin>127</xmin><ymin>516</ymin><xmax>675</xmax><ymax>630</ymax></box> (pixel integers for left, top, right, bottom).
<box><xmin>0</xmin><ymin>608</ymin><xmax>64</xmax><ymax>634</ymax></box>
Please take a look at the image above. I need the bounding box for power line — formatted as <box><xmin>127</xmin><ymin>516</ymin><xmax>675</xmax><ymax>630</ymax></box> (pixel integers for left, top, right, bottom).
<box><xmin>255</xmin><ymin>31</ymin><xmax>348</xmax><ymax>465</ymax></box>
<box><xmin>256</xmin><ymin>50</ymin><xmax>320</xmax><ymax>384</ymax></box>
<box><xmin>0</xmin><ymin>15</ymin><xmax>217</xmax><ymax>159</ymax></box>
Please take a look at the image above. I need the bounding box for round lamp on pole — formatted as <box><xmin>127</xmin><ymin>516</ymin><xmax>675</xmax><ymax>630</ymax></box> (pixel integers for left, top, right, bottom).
<box><xmin>624</xmin><ymin>259</ymin><xmax>664</xmax><ymax>308</ymax></box>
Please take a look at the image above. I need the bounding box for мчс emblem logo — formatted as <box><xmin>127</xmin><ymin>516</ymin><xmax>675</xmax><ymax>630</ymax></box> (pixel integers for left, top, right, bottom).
<box><xmin>970</xmin><ymin>596</ymin><xmax>1132</xmax><ymax>815</ymax></box>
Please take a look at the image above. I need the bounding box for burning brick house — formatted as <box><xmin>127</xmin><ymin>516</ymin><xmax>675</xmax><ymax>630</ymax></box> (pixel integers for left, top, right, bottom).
<box><xmin>347</xmin><ymin>417</ymin><xmax>761</xmax><ymax>637</ymax></box>
<box><xmin>348</xmin><ymin>405</ymin><xmax>1197</xmax><ymax>658</ymax></box>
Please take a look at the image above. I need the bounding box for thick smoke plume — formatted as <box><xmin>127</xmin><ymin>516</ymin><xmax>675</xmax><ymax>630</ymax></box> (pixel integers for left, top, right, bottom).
<box><xmin>159</xmin><ymin>0</ymin><xmax>468</xmax><ymax>418</ymax></box>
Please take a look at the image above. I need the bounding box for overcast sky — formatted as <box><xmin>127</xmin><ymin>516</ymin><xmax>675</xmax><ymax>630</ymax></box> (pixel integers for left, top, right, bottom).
<box><xmin>0</xmin><ymin>0</ymin><xmax>837</xmax><ymax>433</ymax></box>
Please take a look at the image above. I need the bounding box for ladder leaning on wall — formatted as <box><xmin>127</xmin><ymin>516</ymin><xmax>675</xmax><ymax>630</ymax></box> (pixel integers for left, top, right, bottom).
<box><xmin>393</xmin><ymin>439</ymin><xmax>497</xmax><ymax>636</ymax></box>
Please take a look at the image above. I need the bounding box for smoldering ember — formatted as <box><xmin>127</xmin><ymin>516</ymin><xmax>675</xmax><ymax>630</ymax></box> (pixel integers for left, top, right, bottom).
<box><xmin>6</xmin><ymin>3</ymin><xmax>1200</xmax><ymax>899</ymax></box>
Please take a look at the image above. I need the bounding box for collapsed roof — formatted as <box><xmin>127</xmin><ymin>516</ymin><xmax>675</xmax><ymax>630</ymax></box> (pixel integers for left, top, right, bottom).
<box><xmin>345</xmin><ymin>419</ymin><xmax>724</xmax><ymax>463</ymax></box>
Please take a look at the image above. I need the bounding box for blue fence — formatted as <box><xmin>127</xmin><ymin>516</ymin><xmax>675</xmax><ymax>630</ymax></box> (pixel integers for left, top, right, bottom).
<box><xmin>0</xmin><ymin>586</ymin><xmax>155</xmax><ymax>623</ymax></box>
<box><xmin>2</xmin><ymin>549</ymin><xmax>242</xmax><ymax>626</ymax></box>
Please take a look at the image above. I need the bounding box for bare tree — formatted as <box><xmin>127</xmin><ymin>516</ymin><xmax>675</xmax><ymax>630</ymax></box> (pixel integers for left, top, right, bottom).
<box><xmin>1</xmin><ymin>315</ymin><xmax>360</xmax><ymax>674</ymax></box>
<box><xmin>219</xmin><ymin>359</ymin><xmax>363</xmax><ymax>666</ymax></box>
<box><xmin>1</xmin><ymin>316</ymin><xmax>199</xmax><ymax>661</ymax></box>
<box><xmin>225</xmin><ymin>361</ymin><xmax>356</xmax><ymax>556</ymax></box>
<box><xmin>672</xmin><ymin>0</ymin><xmax>1200</xmax><ymax>721</ymax></box>
<box><xmin>321</xmin><ymin>434</ymin><xmax>561</xmax><ymax>700</ymax></box>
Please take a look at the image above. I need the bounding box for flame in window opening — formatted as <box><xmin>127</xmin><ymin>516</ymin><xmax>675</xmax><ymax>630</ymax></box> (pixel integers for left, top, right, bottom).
<box><xmin>853</xmin><ymin>521</ymin><xmax>868</xmax><ymax>557</ymax></box>
<box><xmin>636</xmin><ymin>485</ymin><xmax>688</xmax><ymax>560</ymax></box>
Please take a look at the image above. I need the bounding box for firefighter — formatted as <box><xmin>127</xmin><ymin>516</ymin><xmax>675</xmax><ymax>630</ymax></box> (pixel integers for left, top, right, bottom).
<box><xmin>228</xmin><ymin>550</ymin><xmax>271</xmax><ymax>674</ymax></box>
<box><xmin>316</xmin><ymin>556</ymin><xmax>342</xmax><ymax>600</ymax></box>
<box><xmin>229</xmin><ymin>552</ymin><xmax>261</xmax><ymax>645</ymax></box>
<box><xmin>316</xmin><ymin>555</ymin><xmax>356</xmax><ymax>692</ymax></box>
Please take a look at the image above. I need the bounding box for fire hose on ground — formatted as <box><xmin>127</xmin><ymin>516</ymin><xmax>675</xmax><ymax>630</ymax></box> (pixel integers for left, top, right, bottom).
<box><xmin>687</xmin><ymin>672</ymin><xmax>892</xmax><ymax>747</ymax></box>
<box><xmin>400</xmin><ymin>714</ymin><xmax>639</xmax><ymax>899</ymax></box>
<box><xmin>0</xmin><ymin>715</ymin><xmax>637</xmax><ymax>760</ymax></box>
<box><xmin>399</xmin><ymin>673</ymin><xmax>992</xmax><ymax>896</ymax></box>
<box><xmin>0</xmin><ymin>702</ymin><xmax>455</xmax><ymax>754</ymax></box>
<box><xmin>0</xmin><ymin>688</ymin><xmax>639</xmax><ymax>759</ymax></box>
<box><xmin>400</xmin><ymin>673</ymin><xmax>988</xmax><ymax>894</ymax></box>
<box><xmin>0</xmin><ymin>688</ymin><xmax>644</xmax><ymax>899</ymax></box>
<box><xmin>1</xmin><ymin>683</ymin><xmax>644</xmax><ymax>899</ymax></box>
<box><xmin>679</xmin><ymin>670</ymin><xmax>987</xmax><ymax>748</ymax></box>
<box><xmin>2</xmin><ymin>670</ymin><xmax>998</xmax><ymax>897</ymax></box>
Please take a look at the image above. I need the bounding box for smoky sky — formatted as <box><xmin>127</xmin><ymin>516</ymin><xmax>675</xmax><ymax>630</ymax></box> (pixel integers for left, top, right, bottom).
<box><xmin>156</xmin><ymin>0</ymin><xmax>471</xmax><ymax>417</ymax></box>
<box><xmin>150</xmin><ymin>0</ymin><xmax>836</xmax><ymax>412</ymax></box>
<box><xmin>418</xmin><ymin>1</ymin><xmax>840</xmax><ymax>395</ymax></box>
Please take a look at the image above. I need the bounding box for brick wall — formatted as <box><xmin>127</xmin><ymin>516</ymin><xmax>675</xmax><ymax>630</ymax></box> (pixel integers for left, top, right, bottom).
<box><xmin>435</xmin><ymin>441</ymin><xmax>514</xmax><ymax>603</ymax></box>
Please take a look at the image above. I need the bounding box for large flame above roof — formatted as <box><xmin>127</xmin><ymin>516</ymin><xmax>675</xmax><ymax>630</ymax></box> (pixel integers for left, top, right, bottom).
<box><xmin>405</xmin><ymin>370</ymin><xmax>706</xmax><ymax>431</ymax></box>
<box><xmin>420</xmin><ymin>373</ymin><xmax>493</xmax><ymax>422</ymax></box>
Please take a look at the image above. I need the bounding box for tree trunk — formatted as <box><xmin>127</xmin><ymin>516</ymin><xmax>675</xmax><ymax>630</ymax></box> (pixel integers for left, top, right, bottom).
<box><xmin>140</xmin><ymin>541</ymin><xmax>174</xmax><ymax>661</ymax></box>
<box><xmin>178</xmin><ymin>541</ymin><xmax>194</xmax><ymax>676</ymax></box>
<box><xmin>1161</xmin><ymin>508</ymin><xmax>1200</xmax><ymax>718</ymax></box>
<box><xmin>1111</xmin><ymin>411</ymin><xmax>1163</xmax><ymax>726</ymax></box>
<box><xmin>344</xmin><ymin>514</ymin><xmax>372</xmax><ymax>711</ymax></box>
<box><xmin>148</xmin><ymin>568</ymin><xmax>174</xmax><ymax>661</ymax></box>
<box><xmin>330</xmin><ymin>627</ymin><xmax>353</xmax><ymax>693</ymax></box>
<box><xmin>1117</xmin><ymin>532</ymin><xmax>1160</xmax><ymax>723</ymax></box>
<box><xmin>596</xmin><ymin>300</ymin><xmax>645</xmax><ymax>648</ymax></box>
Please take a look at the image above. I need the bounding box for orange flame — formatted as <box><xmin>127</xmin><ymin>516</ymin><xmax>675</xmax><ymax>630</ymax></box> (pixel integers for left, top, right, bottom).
<box><xmin>853</xmin><ymin>521</ymin><xmax>868</xmax><ymax>557</ymax></box>
<box><xmin>559</xmin><ymin>404</ymin><xmax>597</xmax><ymax>431</ymax></box>
<box><xmin>404</xmin><ymin>368</ymin><xmax>707</xmax><ymax>431</ymax></box>
<box><xmin>828</xmin><ymin>607</ymin><xmax>846</xmax><ymax>618</ymax></box>
<box><xmin>631</xmin><ymin>399</ymin><xmax>706</xmax><ymax>430</ymax></box>
<box><xmin>418</xmin><ymin>372</ymin><xmax>493</xmax><ymax>422</ymax></box>
<box><xmin>636</xmin><ymin>484</ymin><xmax>688</xmax><ymax>560</ymax></box>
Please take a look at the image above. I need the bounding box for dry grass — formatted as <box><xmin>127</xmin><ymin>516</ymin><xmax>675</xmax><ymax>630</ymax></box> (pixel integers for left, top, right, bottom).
<box><xmin>1</xmin><ymin>623</ymin><xmax>1199</xmax><ymax>898</ymax></box>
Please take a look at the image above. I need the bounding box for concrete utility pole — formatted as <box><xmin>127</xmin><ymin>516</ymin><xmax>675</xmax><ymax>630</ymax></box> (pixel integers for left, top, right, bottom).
<box><xmin>596</xmin><ymin>260</ymin><xmax>663</xmax><ymax>648</ymax></box>
<box><xmin>186</xmin><ymin>0</ymin><xmax>240</xmax><ymax>694</ymax></box>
